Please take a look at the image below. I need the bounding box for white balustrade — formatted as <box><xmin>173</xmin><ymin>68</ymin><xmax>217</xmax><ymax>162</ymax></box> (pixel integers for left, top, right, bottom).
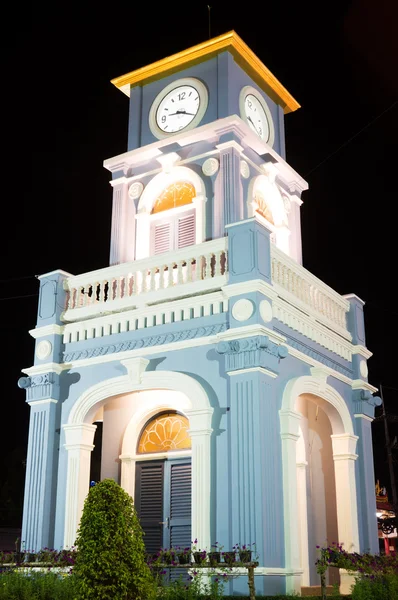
<box><xmin>64</xmin><ymin>239</ymin><xmax>228</xmax><ymax>322</ymax></box>
<box><xmin>271</xmin><ymin>246</ymin><xmax>349</xmax><ymax>335</ymax></box>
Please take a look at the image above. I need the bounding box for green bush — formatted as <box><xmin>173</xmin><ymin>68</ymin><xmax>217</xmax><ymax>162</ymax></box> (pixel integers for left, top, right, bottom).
<box><xmin>0</xmin><ymin>569</ymin><xmax>79</xmax><ymax>600</ymax></box>
<box><xmin>73</xmin><ymin>478</ymin><xmax>156</xmax><ymax>600</ymax></box>
<box><xmin>351</xmin><ymin>573</ymin><xmax>398</xmax><ymax>600</ymax></box>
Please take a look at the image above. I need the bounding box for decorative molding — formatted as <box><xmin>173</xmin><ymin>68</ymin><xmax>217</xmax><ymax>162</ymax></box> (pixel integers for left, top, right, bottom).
<box><xmin>274</xmin><ymin>327</ymin><xmax>353</xmax><ymax>378</ymax></box>
<box><xmin>216</xmin><ymin>335</ymin><xmax>288</xmax><ymax>375</ymax></box>
<box><xmin>36</xmin><ymin>340</ymin><xmax>52</xmax><ymax>360</ymax></box>
<box><xmin>202</xmin><ymin>157</ymin><xmax>219</xmax><ymax>176</ymax></box>
<box><xmin>259</xmin><ymin>299</ymin><xmax>273</xmax><ymax>323</ymax></box>
<box><xmin>351</xmin><ymin>345</ymin><xmax>373</xmax><ymax>359</ymax></box>
<box><xmin>120</xmin><ymin>357</ymin><xmax>150</xmax><ymax>385</ymax></box>
<box><xmin>217</xmin><ymin>322</ymin><xmax>286</xmax><ymax>345</ymax></box>
<box><xmin>240</xmin><ymin>160</ymin><xmax>250</xmax><ymax>179</ymax></box>
<box><xmin>231</xmin><ymin>298</ymin><xmax>254</xmax><ymax>321</ymax></box>
<box><xmin>18</xmin><ymin>372</ymin><xmax>61</xmax><ymax>402</ymax></box>
<box><xmin>29</xmin><ymin>324</ymin><xmax>64</xmax><ymax>339</ymax></box>
<box><xmin>128</xmin><ymin>181</ymin><xmax>144</xmax><ymax>200</ymax></box>
<box><xmin>227</xmin><ymin>366</ymin><xmax>278</xmax><ymax>378</ymax></box>
<box><xmin>63</xmin><ymin>323</ymin><xmax>227</xmax><ymax>362</ymax></box>
<box><xmin>21</xmin><ymin>362</ymin><xmax>64</xmax><ymax>377</ymax></box>
<box><xmin>351</xmin><ymin>380</ymin><xmax>378</xmax><ymax>393</ymax></box>
<box><xmin>359</xmin><ymin>360</ymin><xmax>368</xmax><ymax>378</ymax></box>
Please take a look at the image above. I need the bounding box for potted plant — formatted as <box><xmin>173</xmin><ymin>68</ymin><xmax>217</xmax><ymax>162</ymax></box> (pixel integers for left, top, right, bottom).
<box><xmin>208</xmin><ymin>542</ymin><xmax>223</xmax><ymax>565</ymax></box>
<box><xmin>159</xmin><ymin>547</ymin><xmax>176</xmax><ymax>564</ymax></box>
<box><xmin>235</xmin><ymin>542</ymin><xmax>258</xmax><ymax>564</ymax></box>
<box><xmin>222</xmin><ymin>549</ymin><xmax>237</xmax><ymax>565</ymax></box>
<box><xmin>176</xmin><ymin>546</ymin><xmax>191</xmax><ymax>565</ymax></box>
<box><xmin>191</xmin><ymin>538</ymin><xmax>207</xmax><ymax>565</ymax></box>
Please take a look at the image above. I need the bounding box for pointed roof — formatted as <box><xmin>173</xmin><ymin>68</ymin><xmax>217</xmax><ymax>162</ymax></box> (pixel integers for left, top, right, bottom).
<box><xmin>111</xmin><ymin>30</ymin><xmax>300</xmax><ymax>114</ymax></box>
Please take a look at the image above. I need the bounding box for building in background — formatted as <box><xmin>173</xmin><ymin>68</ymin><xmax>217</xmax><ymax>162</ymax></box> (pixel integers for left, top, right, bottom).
<box><xmin>18</xmin><ymin>32</ymin><xmax>382</xmax><ymax>596</ymax></box>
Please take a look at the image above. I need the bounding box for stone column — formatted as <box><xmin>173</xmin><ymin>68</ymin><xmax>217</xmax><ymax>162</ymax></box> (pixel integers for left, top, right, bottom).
<box><xmin>296</xmin><ymin>460</ymin><xmax>310</xmax><ymax>586</ymax></box>
<box><xmin>20</xmin><ymin>398</ymin><xmax>59</xmax><ymax>552</ymax></box>
<box><xmin>331</xmin><ymin>433</ymin><xmax>360</xmax><ymax>595</ymax></box>
<box><xmin>63</xmin><ymin>424</ymin><xmax>97</xmax><ymax>548</ymax></box>
<box><xmin>280</xmin><ymin>409</ymin><xmax>302</xmax><ymax>594</ymax></box>
<box><xmin>120</xmin><ymin>455</ymin><xmax>136</xmax><ymax>499</ymax></box>
<box><xmin>186</xmin><ymin>408</ymin><xmax>213</xmax><ymax>552</ymax></box>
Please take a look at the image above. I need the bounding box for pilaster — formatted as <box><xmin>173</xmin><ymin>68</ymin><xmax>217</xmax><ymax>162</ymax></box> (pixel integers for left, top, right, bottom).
<box><xmin>21</xmin><ymin>398</ymin><xmax>60</xmax><ymax>552</ymax></box>
<box><xmin>36</xmin><ymin>270</ymin><xmax>71</xmax><ymax>328</ymax></box>
<box><xmin>216</xmin><ymin>139</ymin><xmax>244</xmax><ymax>228</ymax></box>
<box><xmin>109</xmin><ymin>182</ymin><xmax>133</xmax><ymax>265</ymax></box>
<box><xmin>354</xmin><ymin>415</ymin><xmax>379</xmax><ymax>553</ymax></box>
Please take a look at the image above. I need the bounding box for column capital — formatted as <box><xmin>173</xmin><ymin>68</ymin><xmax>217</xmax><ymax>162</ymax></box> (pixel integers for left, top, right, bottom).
<box><xmin>331</xmin><ymin>433</ymin><xmax>359</xmax><ymax>460</ymax></box>
<box><xmin>63</xmin><ymin>423</ymin><xmax>97</xmax><ymax>448</ymax></box>
<box><xmin>279</xmin><ymin>408</ymin><xmax>302</xmax><ymax>437</ymax></box>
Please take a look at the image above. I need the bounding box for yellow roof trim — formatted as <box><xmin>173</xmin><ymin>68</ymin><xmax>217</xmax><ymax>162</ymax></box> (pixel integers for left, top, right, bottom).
<box><xmin>111</xmin><ymin>31</ymin><xmax>300</xmax><ymax>114</ymax></box>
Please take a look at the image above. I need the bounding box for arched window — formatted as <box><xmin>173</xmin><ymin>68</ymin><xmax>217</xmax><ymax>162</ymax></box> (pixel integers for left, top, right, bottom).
<box><xmin>137</xmin><ymin>411</ymin><xmax>191</xmax><ymax>454</ymax></box>
<box><xmin>253</xmin><ymin>189</ymin><xmax>275</xmax><ymax>224</ymax></box>
<box><xmin>151</xmin><ymin>181</ymin><xmax>196</xmax><ymax>214</ymax></box>
<box><xmin>151</xmin><ymin>181</ymin><xmax>196</xmax><ymax>255</ymax></box>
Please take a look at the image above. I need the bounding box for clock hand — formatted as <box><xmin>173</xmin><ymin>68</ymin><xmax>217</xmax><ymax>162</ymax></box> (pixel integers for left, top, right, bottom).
<box><xmin>168</xmin><ymin>110</ymin><xmax>196</xmax><ymax>116</ymax></box>
<box><xmin>247</xmin><ymin>115</ymin><xmax>259</xmax><ymax>133</ymax></box>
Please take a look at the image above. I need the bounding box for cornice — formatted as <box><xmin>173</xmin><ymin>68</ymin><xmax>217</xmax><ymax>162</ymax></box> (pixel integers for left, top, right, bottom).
<box><xmin>21</xmin><ymin>362</ymin><xmax>66</xmax><ymax>376</ymax></box>
<box><xmin>351</xmin><ymin>345</ymin><xmax>373</xmax><ymax>360</ymax></box>
<box><xmin>217</xmin><ymin>323</ymin><xmax>286</xmax><ymax>345</ymax></box>
<box><xmin>110</xmin><ymin>30</ymin><xmax>300</xmax><ymax>113</ymax></box>
<box><xmin>29</xmin><ymin>324</ymin><xmax>64</xmax><ymax>339</ymax></box>
<box><xmin>103</xmin><ymin>116</ymin><xmax>308</xmax><ymax>191</ymax></box>
<box><xmin>351</xmin><ymin>380</ymin><xmax>379</xmax><ymax>393</ymax></box>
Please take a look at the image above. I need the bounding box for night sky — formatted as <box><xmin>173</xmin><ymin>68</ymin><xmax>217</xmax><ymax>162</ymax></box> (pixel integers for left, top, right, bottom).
<box><xmin>1</xmin><ymin>1</ymin><xmax>397</xmax><ymax>527</ymax></box>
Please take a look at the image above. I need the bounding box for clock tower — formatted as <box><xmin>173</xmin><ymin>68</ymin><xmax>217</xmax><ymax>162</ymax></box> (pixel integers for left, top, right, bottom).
<box><xmin>20</xmin><ymin>31</ymin><xmax>380</xmax><ymax>597</ymax></box>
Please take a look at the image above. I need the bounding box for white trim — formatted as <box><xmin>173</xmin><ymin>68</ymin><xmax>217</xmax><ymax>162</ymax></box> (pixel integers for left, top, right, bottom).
<box><xmin>216</xmin><ymin>323</ymin><xmax>286</xmax><ymax>345</ymax></box>
<box><xmin>38</xmin><ymin>269</ymin><xmax>73</xmax><ymax>279</ymax></box>
<box><xmin>351</xmin><ymin>345</ymin><xmax>373</xmax><ymax>359</ymax></box>
<box><xmin>351</xmin><ymin>380</ymin><xmax>378</xmax><ymax>393</ymax></box>
<box><xmin>63</xmin><ymin>366</ymin><xmax>213</xmax><ymax>551</ymax></box>
<box><xmin>27</xmin><ymin>398</ymin><xmax>58</xmax><ymax>406</ymax></box>
<box><xmin>29</xmin><ymin>324</ymin><xmax>64</xmax><ymax>338</ymax></box>
<box><xmin>354</xmin><ymin>414</ymin><xmax>374</xmax><ymax>422</ymax></box>
<box><xmin>22</xmin><ymin>363</ymin><xmax>65</xmax><ymax>376</ymax></box>
<box><xmin>227</xmin><ymin>366</ymin><xmax>278</xmax><ymax>378</ymax></box>
<box><xmin>215</xmin><ymin>140</ymin><xmax>244</xmax><ymax>153</ymax></box>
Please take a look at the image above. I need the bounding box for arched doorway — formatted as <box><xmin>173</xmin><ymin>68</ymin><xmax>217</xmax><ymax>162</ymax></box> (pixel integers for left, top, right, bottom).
<box><xmin>280</xmin><ymin>368</ymin><xmax>359</xmax><ymax>594</ymax></box>
<box><xmin>63</xmin><ymin>359</ymin><xmax>213</xmax><ymax>551</ymax></box>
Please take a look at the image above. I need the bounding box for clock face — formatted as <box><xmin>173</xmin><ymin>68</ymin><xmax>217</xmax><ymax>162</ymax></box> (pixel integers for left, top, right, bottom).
<box><xmin>239</xmin><ymin>86</ymin><xmax>275</xmax><ymax>146</ymax></box>
<box><xmin>149</xmin><ymin>77</ymin><xmax>208</xmax><ymax>139</ymax></box>
<box><xmin>156</xmin><ymin>85</ymin><xmax>201</xmax><ymax>133</ymax></box>
<box><xmin>244</xmin><ymin>94</ymin><xmax>270</xmax><ymax>141</ymax></box>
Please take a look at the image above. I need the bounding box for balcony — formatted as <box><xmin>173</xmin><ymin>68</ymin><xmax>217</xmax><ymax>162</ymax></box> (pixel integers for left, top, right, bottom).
<box><xmin>62</xmin><ymin>238</ymin><xmax>351</xmax><ymax>357</ymax></box>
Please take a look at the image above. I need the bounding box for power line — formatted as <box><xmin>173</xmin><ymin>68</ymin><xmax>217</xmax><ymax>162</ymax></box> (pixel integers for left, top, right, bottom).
<box><xmin>0</xmin><ymin>275</ymin><xmax>37</xmax><ymax>284</ymax></box>
<box><xmin>305</xmin><ymin>100</ymin><xmax>397</xmax><ymax>178</ymax></box>
<box><xmin>0</xmin><ymin>293</ymin><xmax>39</xmax><ymax>302</ymax></box>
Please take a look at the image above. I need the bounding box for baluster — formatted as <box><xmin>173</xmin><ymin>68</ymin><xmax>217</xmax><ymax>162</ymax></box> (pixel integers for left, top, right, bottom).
<box><xmin>214</xmin><ymin>251</ymin><xmax>222</xmax><ymax>277</ymax></box>
<box><xmin>176</xmin><ymin>260</ymin><xmax>184</xmax><ymax>285</ymax></box>
<box><xmin>224</xmin><ymin>250</ymin><xmax>228</xmax><ymax>275</ymax></box>
<box><xmin>158</xmin><ymin>265</ymin><xmax>165</xmax><ymax>289</ymax></box>
<box><xmin>187</xmin><ymin>258</ymin><xmax>194</xmax><ymax>282</ymax></box>
<box><xmin>167</xmin><ymin>262</ymin><xmax>175</xmax><ymax>287</ymax></box>
<box><xmin>146</xmin><ymin>268</ymin><xmax>154</xmax><ymax>293</ymax></box>
<box><xmin>204</xmin><ymin>254</ymin><xmax>212</xmax><ymax>279</ymax></box>
<box><xmin>68</xmin><ymin>288</ymin><xmax>74</xmax><ymax>309</ymax></box>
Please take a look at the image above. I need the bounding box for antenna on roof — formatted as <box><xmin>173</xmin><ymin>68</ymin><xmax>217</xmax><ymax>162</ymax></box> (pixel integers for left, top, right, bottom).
<box><xmin>208</xmin><ymin>5</ymin><xmax>211</xmax><ymax>39</ymax></box>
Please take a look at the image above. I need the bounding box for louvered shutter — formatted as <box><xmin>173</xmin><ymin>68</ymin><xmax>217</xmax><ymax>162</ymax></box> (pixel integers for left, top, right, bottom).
<box><xmin>169</xmin><ymin>460</ymin><xmax>192</xmax><ymax>550</ymax></box>
<box><xmin>153</xmin><ymin>221</ymin><xmax>172</xmax><ymax>255</ymax></box>
<box><xmin>176</xmin><ymin>211</ymin><xmax>195</xmax><ymax>249</ymax></box>
<box><xmin>135</xmin><ymin>461</ymin><xmax>164</xmax><ymax>555</ymax></box>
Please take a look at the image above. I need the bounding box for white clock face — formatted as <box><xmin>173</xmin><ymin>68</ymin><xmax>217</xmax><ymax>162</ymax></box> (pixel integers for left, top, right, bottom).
<box><xmin>244</xmin><ymin>94</ymin><xmax>270</xmax><ymax>141</ymax></box>
<box><xmin>239</xmin><ymin>86</ymin><xmax>275</xmax><ymax>146</ymax></box>
<box><xmin>156</xmin><ymin>85</ymin><xmax>200</xmax><ymax>133</ymax></box>
<box><xmin>149</xmin><ymin>77</ymin><xmax>208</xmax><ymax>139</ymax></box>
